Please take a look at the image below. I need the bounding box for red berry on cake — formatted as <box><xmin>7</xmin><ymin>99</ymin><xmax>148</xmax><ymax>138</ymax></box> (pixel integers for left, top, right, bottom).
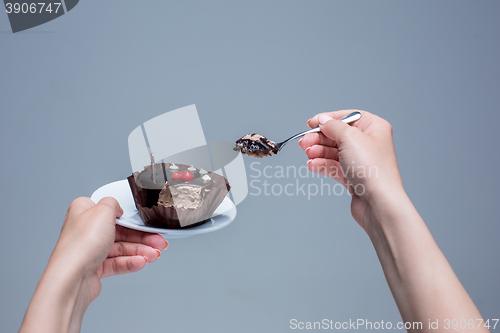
<box><xmin>182</xmin><ymin>170</ymin><xmax>194</xmax><ymax>182</ymax></box>
<box><xmin>172</xmin><ymin>171</ymin><xmax>182</xmax><ymax>180</ymax></box>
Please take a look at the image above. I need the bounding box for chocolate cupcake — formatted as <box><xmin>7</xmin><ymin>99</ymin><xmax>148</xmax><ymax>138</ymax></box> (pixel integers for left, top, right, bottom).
<box><xmin>127</xmin><ymin>163</ymin><xmax>231</xmax><ymax>229</ymax></box>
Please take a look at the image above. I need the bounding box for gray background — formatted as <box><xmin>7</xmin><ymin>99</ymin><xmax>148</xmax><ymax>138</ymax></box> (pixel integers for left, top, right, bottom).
<box><xmin>1</xmin><ymin>1</ymin><xmax>499</xmax><ymax>332</ymax></box>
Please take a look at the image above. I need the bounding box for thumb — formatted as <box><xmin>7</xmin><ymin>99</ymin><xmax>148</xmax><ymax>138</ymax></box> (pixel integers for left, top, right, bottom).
<box><xmin>96</xmin><ymin>196</ymin><xmax>124</xmax><ymax>219</ymax></box>
<box><xmin>318</xmin><ymin>115</ymin><xmax>352</xmax><ymax>145</ymax></box>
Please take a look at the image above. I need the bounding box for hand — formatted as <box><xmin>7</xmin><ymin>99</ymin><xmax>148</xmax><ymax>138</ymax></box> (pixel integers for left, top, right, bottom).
<box><xmin>20</xmin><ymin>197</ymin><xmax>169</xmax><ymax>333</ymax></box>
<box><xmin>298</xmin><ymin>110</ymin><xmax>404</xmax><ymax>231</ymax></box>
<box><xmin>299</xmin><ymin>110</ymin><xmax>488</xmax><ymax>330</ymax></box>
<box><xmin>53</xmin><ymin>197</ymin><xmax>168</xmax><ymax>304</ymax></box>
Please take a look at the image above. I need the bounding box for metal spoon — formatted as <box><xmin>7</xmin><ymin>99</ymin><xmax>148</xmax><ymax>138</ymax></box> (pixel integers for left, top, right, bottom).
<box><xmin>234</xmin><ymin>111</ymin><xmax>362</xmax><ymax>157</ymax></box>
<box><xmin>273</xmin><ymin>111</ymin><xmax>361</xmax><ymax>151</ymax></box>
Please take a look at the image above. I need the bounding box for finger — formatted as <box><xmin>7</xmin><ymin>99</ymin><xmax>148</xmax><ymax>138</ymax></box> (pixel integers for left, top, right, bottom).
<box><xmin>66</xmin><ymin>197</ymin><xmax>96</xmax><ymax>218</ymax></box>
<box><xmin>307</xmin><ymin>109</ymin><xmax>364</xmax><ymax>129</ymax></box>
<box><xmin>97</xmin><ymin>197</ymin><xmax>124</xmax><ymax>218</ymax></box>
<box><xmin>298</xmin><ymin>132</ymin><xmax>335</xmax><ymax>150</ymax></box>
<box><xmin>307</xmin><ymin>158</ymin><xmax>348</xmax><ymax>187</ymax></box>
<box><xmin>99</xmin><ymin>256</ymin><xmax>148</xmax><ymax>279</ymax></box>
<box><xmin>108</xmin><ymin>242</ymin><xmax>161</xmax><ymax>263</ymax></box>
<box><xmin>305</xmin><ymin>145</ymin><xmax>339</xmax><ymax>160</ymax></box>
<box><xmin>317</xmin><ymin>114</ymin><xmax>357</xmax><ymax>146</ymax></box>
<box><xmin>115</xmin><ymin>225</ymin><xmax>169</xmax><ymax>250</ymax></box>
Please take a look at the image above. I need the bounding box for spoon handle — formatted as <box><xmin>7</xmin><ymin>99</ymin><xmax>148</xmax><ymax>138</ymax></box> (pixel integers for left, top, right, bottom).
<box><xmin>279</xmin><ymin>111</ymin><xmax>362</xmax><ymax>148</ymax></box>
<box><xmin>303</xmin><ymin>111</ymin><xmax>361</xmax><ymax>135</ymax></box>
<box><xmin>338</xmin><ymin>110</ymin><xmax>362</xmax><ymax>124</ymax></box>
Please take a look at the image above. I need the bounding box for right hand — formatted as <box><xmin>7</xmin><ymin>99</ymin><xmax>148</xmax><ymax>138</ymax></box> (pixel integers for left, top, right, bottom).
<box><xmin>299</xmin><ymin>110</ymin><xmax>404</xmax><ymax>230</ymax></box>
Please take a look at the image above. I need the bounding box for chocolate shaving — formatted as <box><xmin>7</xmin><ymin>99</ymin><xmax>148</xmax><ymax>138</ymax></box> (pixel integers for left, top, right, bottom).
<box><xmin>234</xmin><ymin>133</ymin><xmax>278</xmax><ymax>158</ymax></box>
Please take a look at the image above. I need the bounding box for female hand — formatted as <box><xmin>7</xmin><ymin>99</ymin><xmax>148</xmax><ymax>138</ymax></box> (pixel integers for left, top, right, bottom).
<box><xmin>20</xmin><ymin>197</ymin><xmax>169</xmax><ymax>333</ymax></box>
<box><xmin>298</xmin><ymin>110</ymin><xmax>403</xmax><ymax>231</ymax></box>
<box><xmin>299</xmin><ymin>110</ymin><xmax>488</xmax><ymax>330</ymax></box>
<box><xmin>54</xmin><ymin>196</ymin><xmax>169</xmax><ymax>303</ymax></box>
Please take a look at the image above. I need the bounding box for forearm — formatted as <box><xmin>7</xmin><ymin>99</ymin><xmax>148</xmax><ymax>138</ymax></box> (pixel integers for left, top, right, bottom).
<box><xmin>366</xmin><ymin>188</ymin><xmax>487</xmax><ymax>332</ymax></box>
<box><xmin>19</xmin><ymin>256</ymin><xmax>88</xmax><ymax>333</ymax></box>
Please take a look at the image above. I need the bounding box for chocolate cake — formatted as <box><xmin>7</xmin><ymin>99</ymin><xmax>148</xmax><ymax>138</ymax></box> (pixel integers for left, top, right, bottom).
<box><xmin>234</xmin><ymin>133</ymin><xmax>278</xmax><ymax>158</ymax></box>
<box><xmin>127</xmin><ymin>163</ymin><xmax>230</xmax><ymax>229</ymax></box>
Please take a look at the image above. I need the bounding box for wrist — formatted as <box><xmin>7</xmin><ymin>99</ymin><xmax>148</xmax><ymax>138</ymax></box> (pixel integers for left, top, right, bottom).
<box><xmin>42</xmin><ymin>259</ymin><xmax>87</xmax><ymax>306</ymax></box>
<box><xmin>47</xmin><ymin>242</ymin><xmax>96</xmax><ymax>306</ymax></box>
<box><xmin>363</xmin><ymin>183</ymin><xmax>413</xmax><ymax>241</ymax></box>
<box><xmin>363</xmin><ymin>183</ymin><xmax>436</xmax><ymax>277</ymax></box>
<box><xmin>20</xmin><ymin>257</ymin><xmax>89</xmax><ymax>333</ymax></box>
<box><xmin>45</xmin><ymin>244</ymin><xmax>95</xmax><ymax>315</ymax></box>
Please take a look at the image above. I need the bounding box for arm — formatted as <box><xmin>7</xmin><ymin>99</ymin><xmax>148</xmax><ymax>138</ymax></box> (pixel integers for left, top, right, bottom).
<box><xmin>367</xmin><ymin>186</ymin><xmax>485</xmax><ymax>330</ymax></box>
<box><xmin>19</xmin><ymin>197</ymin><xmax>169</xmax><ymax>333</ymax></box>
<box><xmin>300</xmin><ymin>110</ymin><xmax>488</xmax><ymax>332</ymax></box>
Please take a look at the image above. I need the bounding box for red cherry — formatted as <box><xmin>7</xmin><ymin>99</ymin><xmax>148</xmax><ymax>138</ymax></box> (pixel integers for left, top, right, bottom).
<box><xmin>180</xmin><ymin>170</ymin><xmax>189</xmax><ymax>175</ymax></box>
<box><xmin>182</xmin><ymin>170</ymin><xmax>194</xmax><ymax>182</ymax></box>
<box><xmin>172</xmin><ymin>171</ymin><xmax>182</xmax><ymax>180</ymax></box>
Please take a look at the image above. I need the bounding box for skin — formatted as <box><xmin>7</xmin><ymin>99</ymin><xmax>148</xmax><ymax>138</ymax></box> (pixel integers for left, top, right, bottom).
<box><xmin>299</xmin><ymin>110</ymin><xmax>489</xmax><ymax>332</ymax></box>
<box><xmin>19</xmin><ymin>197</ymin><xmax>168</xmax><ymax>333</ymax></box>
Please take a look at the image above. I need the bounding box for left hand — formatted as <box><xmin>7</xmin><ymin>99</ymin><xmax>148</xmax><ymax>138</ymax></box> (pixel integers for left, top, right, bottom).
<box><xmin>20</xmin><ymin>197</ymin><xmax>169</xmax><ymax>333</ymax></box>
<box><xmin>50</xmin><ymin>197</ymin><xmax>168</xmax><ymax>304</ymax></box>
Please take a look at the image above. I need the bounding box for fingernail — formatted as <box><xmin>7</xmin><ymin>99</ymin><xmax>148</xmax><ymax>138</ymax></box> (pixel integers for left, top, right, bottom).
<box><xmin>143</xmin><ymin>256</ymin><xmax>149</xmax><ymax>263</ymax></box>
<box><xmin>163</xmin><ymin>240</ymin><xmax>169</xmax><ymax>250</ymax></box>
<box><xmin>307</xmin><ymin>159</ymin><xmax>312</xmax><ymax>165</ymax></box>
<box><xmin>298</xmin><ymin>138</ymin><xmax>303</xmax><ymax>147</ymax></box>
<box><xmin>305</xmin><ymin>147</ymin><xmax>311</xmax><ymax>154</ymax></box>
<box><xmin>319</xmin><ymin>115</ymin><xmax>333</xmax><ymax>125</ymax></box>
<box><xmin>155</xmin><ymin>249</ymin><xmax>161</xmax><ymax>258</ymax></box>
<box><xmin>116</xmin><ymin>206</ymin><xmax>124</xmax><ymax>218</ymax></box>
<box><xmin>306</xmin><ymin>119</ymin><xmax>311</xmax><ymax>127</ymax></box>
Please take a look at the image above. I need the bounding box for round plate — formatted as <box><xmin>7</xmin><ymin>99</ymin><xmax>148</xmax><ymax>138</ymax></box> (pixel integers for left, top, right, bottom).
<box><xmin>90</xmin><ymin>180</ymin><xmax>237</xmax><ymax>238</ymax></box>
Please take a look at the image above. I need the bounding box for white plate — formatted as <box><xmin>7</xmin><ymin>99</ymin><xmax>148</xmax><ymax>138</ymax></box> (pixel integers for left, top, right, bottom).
<box><xmin>90</xmin><ymin>180</ymin><xmax>237</xmax><ymax>238</ymax></box>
